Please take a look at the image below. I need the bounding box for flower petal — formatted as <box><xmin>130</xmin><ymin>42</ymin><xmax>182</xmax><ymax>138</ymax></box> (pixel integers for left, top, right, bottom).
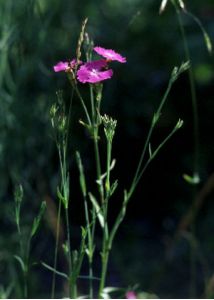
<box><xmin>53</xmin><ymin>61</ymin><xmax>69</xmax><ymax>72</ymax></box>
<box><xmin>77</xmin><ymin>60</ymin><xmax>113</xmax><ymax>83</ymax></box>
<box><xmin>94</xmin><ymin>46</ymin><xmax>126</xmax><ymax>63</ymax></box>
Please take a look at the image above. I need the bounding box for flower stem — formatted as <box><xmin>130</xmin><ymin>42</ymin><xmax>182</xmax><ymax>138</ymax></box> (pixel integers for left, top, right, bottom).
<box><xmin>171</xmin><ymin>2</ymin><xmax>199</xmax><ymax>297</ymax></box>
<box><xmin>172</xmin><ymin>0</ymin><xmax>199</xmax><ymax>177</ymax></box>
<box><xmin>129</xmin><ymin>76</ymin><xmax>173</xmax><ymax>198</ymax></box>
<box><xmin>51</xmin><ymin>199</ymin><xmax>62</xmax><ymax>298</ymax></box>
<box><xmin>90</xmin><ymin>84</ymin><xmax>104</xmax><ymax>202</ymax></box>
<box><xmin>98</xmin><ymin>246</ymin><xmax>110</xmax><ymax>298</ymax></box>
<box><xmin>65</xmin><ymin>207</ymin><xmax>73</xmax><ymax>297</ymax></box>
<box><xmin>83</xmin><ymin>195</ymin><xmax>94</xmax><ymax>298</ymax></box>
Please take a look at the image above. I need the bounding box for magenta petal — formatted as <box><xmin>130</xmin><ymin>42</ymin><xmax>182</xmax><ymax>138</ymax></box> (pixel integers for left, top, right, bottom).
<box><xmin>94</xmin><ymin>46</ymin><xmax>126</xmax><ymax>63</ymax></box>
<box><xmin>77</xmin><ymin>67</ymin><xmax>113</xmax><ymax>83</ymax></box>
<box><xmin>77</xmin><ymin>59</ymin><xmax>113</xmax><ymax>84</ymax></box>
<box><xmin>53</xmin><ymin>61</ymin><xmax>69</xmax><ymax>72</ymax></box>
<box><xmin>84</xmin><ymin>59</ymin><xmax>107</xmax><ymax>69</ymax></box>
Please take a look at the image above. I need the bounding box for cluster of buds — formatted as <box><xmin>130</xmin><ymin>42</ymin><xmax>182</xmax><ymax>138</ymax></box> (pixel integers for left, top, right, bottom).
<box><xmin>101</xmin><ymin>114</ymin><xmax>117</xmax><ymax>142</ymax></box>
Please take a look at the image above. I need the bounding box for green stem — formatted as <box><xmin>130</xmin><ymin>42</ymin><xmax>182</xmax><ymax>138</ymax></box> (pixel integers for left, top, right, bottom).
<box><xmin>65</xmin><ymin>89</ymin><xmax>74</xmax><ymax>156</ymax></box>
<box><xmin>98</xmin><ymin>139</ymin><xmax>113</xmax><ymax>298</ymax></box>
<box><xmin>105</xmin><ymin>140</ymin><xmax>112</xmax><ymax>196</ymax></box>
<box><xmin>65</xmin><ymin>208</ymin><xmax>73</xmax><ymax>297</ymax></box>
<box><xmin>129</xmin><ymin>78</ymin><xmax>173</xmax><ymax>197</ymax></box>
<box><xmin>90</xmin><ymin>84</ymin><xmax>96</xmax><ymax>123</ymax></box>
<box><xmin>51</xmin><ymin>199</ymin><xmax>62</xmax><ymax>298</ymax></box>
<box><xmin>98</xmin><ymin>247</ymin><xmax>110</xmax><ymax>298</ymax></box>
<box><xmin>171</xmin><ymin>0</ymin><xmax>199</xmax><ymax>177</ymax></box>
<box><xmin>90</xmin><ymin>85</ymin><xmax>104</xmax><ymax>203</ymax></box>
<box><xmin>88</xmin><ymin>262</ymin><xmax>93</xmax><ymax>299</ymax></box>
<box><xmin>172</xmin><ymin>2</ymin><xmax>199</xmax><ymax>297</ymax></box>
<box><xmin>24</xmin><ymin>237</ymin><xmax>31</xmax><ymax>299</ymax></box>
<box><xmin>83</xmin><ymin>196</ymin><xmax>94</xmax><ymax>298</ymax></box>
<box><xmin>74</xmin><ymin>84</ymin><xmax>92</xmax><ymax>126</ymax></box>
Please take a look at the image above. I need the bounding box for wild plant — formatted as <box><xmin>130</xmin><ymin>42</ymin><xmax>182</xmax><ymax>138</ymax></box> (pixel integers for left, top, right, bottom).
<box><xmin>14</xmin><ymin>184</ymin><xmax>46</xmax><ymax>298</ymax></box>
<box><xmin>48</xmin><ymin>18</ymin><xmax>189</xmax><ymax>298</ymax></box>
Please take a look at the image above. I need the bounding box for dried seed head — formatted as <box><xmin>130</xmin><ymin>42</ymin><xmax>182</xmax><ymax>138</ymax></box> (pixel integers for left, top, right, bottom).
<box><xmin>76</xmin><ymin>18</ymin><xmax>88</xmax><ymax>64</ymax></box>
<box><xmin>101</xmin><ymin>114</ymin><xmax>117</xmax><ymax>142</ymax></box>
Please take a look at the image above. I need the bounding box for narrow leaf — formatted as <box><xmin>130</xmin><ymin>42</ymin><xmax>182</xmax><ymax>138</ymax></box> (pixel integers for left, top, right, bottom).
<box><xmin>31</xmin><ymin>201</ymin><xmax>46</xmax><ymax>238</ymax></box>
<box><xmin>203</xmin><ymin>32</ymin><xmax>212</xmax><ymax>54</ymax></box>
<box><xmin>57</xmin><ymin>187</ymin><xmax>67</xmax><ymax>208</ymax></box>
<box><xmin>110</xmin><ymin>180</ymin><xmax>118</xmax><ymax>196</ymax></box>
<box><xmin>76</xmin><ymin>151</ymin><xmax>87</xmax><ymax>197</ymax></box>
<box><xmin>88</xmin><ymin>193</ymin><xmax>104</xmax><ymax>228</ymax></box>
<box><xmin>148</xmin><ymin>143</ymin><xmax>152</xmax><ymax>158</ymax></box>
<box><xmin>41</xmin><ymin>262</ymin><xmax>68</xmax><ymax>279</ymax></box>
<box><xmin>14</xmin><ymin>255</ymin><xmax>25</xmax><ymax>272</ymax></box>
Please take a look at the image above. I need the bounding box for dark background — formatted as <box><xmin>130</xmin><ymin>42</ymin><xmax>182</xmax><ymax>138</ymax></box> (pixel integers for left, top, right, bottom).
<box><xmin>0</xmin><ymin>0</ymin><xmax>214</xmax><ymax>298</ymax></box>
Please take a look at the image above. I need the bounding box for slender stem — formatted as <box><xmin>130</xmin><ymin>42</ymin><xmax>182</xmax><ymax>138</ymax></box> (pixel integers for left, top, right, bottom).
<box><xmin>65</xmin><ymin>208</ymin><xmax>73</xmax><ymax>297</ymax></box>
<box><xmin>90</xmin><ymin>84</ymin><xmax>104</xmax><ymax>203</ymax></box>
<box><xmin>74</xmin><ymin>84</ymin><xmax>92</xmax><ymax>126</ymax></box>
<box><xmin>172</xmin><ymin>2</ymin><xmax>199</xmax><ymax>297</ymax></box>
<box><xmin>129</xmin><ymin>79</ymin><xmax>173</xmax><ymax>197</ymax></box>
<box><xmin>83</xmin><ymin>196</ymin><xmax>94</xmax><ymax>298</ymax></box>
<box><xmin>24</xmin><ymin>237</ymin><xmax>31</xmax><ymax>299</ymax></box>
<box><xmin>105</xmin><ymin>140</ymin><xmax>112</xmax><ymax>195</ymax></box>
<box><xmin>88</xmin><ymin>262</ymin><xmax>93</xmax><ymax>299</ymax></box>
<box><xmin>133</xmin><ymin>123</ymin><xmax>181</xmax><ymax>193</ymax></box>
<box><xmin>65</xmin><ymin>89</ymin><xmax>74</xmax><ymax>156</ymax></box>
<box><xmin>51</xmin><ymin>199</ymin><xmax>62</xmax><ymax>298</ymax></box>
<box><xmin>98</xmin><ymin>137</ymin><xmax>113</xmax><ymax>298</ymax></box>
<box><xmin>98</xmin><ymin>247</ymin><xmax>109</xmax><ymax>298</ymax></box>
<box><xmin>89</xmin><ymin>84</ymin><xmax>107</xmax><ymax>298</ymax></box>
<box><xmin>173</xmin><ymin>1</ymin><xmax>199</xmax><ymax>176</ymax></box>
<box><xmin>90</xmin><ymin>84</ymin><xmax>96</xmax><ymax>123</ymax></box>
<box><xmin>51</xmin><ymin>89</ymin><xmax>74</xmax><ymax>298</ymax></box>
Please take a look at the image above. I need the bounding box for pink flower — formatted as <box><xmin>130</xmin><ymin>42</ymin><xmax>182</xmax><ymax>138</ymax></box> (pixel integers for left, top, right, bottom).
<box><xmin>53</xmin><ymin>59</ymin><xmax>80</xmax><ymax>72</ymax></box>
<box><xmin>94</xmin><ymin>46</ymin><xmax>126</xmax><ymax>63</ymax></box>
<box><xmin>53</xmin><ymin>61</ymin><xmax>69</xmax><ymax>72</ymax></box>
<box><xmin>77</xmin><ymin>59</ymin><xmax>113</xmax><ymax>83</ymax></box>
<box><xmin>126</xmin><ymin>291</ymin><xmax>137</xmax><ymax>299</ymax></box>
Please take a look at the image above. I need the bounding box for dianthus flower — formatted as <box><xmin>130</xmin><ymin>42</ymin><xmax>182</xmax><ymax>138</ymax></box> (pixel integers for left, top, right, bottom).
<box><xmin>53</xmin><ymin>59</ymin><xmax>80</xmax><ymax>72</ymax></box>
<box><xmin>77</xmin><ymin>59</ymin><xmax>113</xmax><ymax>83</ymax></box>
<box><xmin>94</xmin><ymin>46</ymin><xmax>126</xmax><ymax>63</ymax></box>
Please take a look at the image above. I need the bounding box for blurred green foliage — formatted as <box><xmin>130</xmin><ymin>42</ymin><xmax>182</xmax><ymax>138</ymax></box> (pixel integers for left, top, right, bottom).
<box><xmin>0</xmin><ymin>0</ymin><xmax>214</xmax><ymax>297</ymax></box>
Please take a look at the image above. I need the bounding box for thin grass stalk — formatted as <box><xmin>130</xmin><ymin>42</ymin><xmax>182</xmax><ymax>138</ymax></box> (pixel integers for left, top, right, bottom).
<box><xmin>172</xmin><ymin>0</ymin><xmax>199</xmax><ymax>177</ymax></box>
<box><xmin>83</xmin><ymin>196</ymin><xmax>94</xmax><ymax>298</ymax></box>
<box><xmin>51</xmin><ymin>89</ymin><xmax>74</xmax><ymax>298</ymax></box>
<box><xmin>98</xmin><ymin>246</ymin><xmax>109</xmax><ymax>298</ymax></box>
<box><xmin>51</xmin><ymin>199</ymin><xmax>62</xmax><ymax>298</ymax></box>
<box><xmin>74</xmin><ymin>84</ymin><xmax>92</xmax><ymax>126</ymax></box>
<box><xmin>108</xmin><ymin>119</ymin><xmax>183</xmax><ymax>254</ymax></box>
<box><xmin>171</xmin><ymin>2</ymin><xmax>199</xmax><ymax>296</ymax></box>
<box><xmin>90</xmin><ymin>84</ymin><xmax>104</xmax><ymax>203</ymax></box>
<box><xmin>65</xmin><ymin>208</ymin><xmax>73</xmax><ymax>297</ymax></box>
<box><xmin>89</xmin><ymin>84</ymin><xmax>103</xmax><ymax>298</ymax></box>
<box><xmin>23</xmin><ymin>237</ymin><xmax>31</xmax><ymax>299</ymax></box>
<box><xmin>129</xmin><ymin>74</ymin><xmax>174</xmax><ymax>199</ymax></box>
